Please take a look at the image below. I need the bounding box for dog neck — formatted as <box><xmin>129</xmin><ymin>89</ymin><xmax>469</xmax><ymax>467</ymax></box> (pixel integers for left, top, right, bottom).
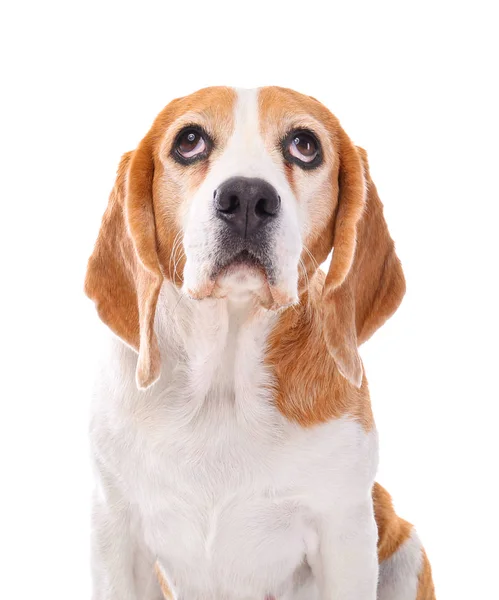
<box><xmin>153</xmin><ymin>281</ymin><xmax>281</xmax><ymax>405</ymax></box>
<box><xmin>128</xmin><ymin>273</ymin><xmax>371</xmax><ymax>432</ymax></box>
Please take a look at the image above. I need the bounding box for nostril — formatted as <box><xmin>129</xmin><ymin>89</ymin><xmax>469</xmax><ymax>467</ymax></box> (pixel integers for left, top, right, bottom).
<box><xmin>255</xmin><ymin>198</ymin><xmax>269</xmax><ymax>217</ymax></box>
<box><xmin>228</xmin><ymin>194</ymin><xmax>239</xmax><ymax>213</ymax></box>
<box><xmin>255</xmin><ymin>195</ymin><xmax>280</xmax><ymax>217</ymax></box>
<box><xmin>217</xmin><ymin>192</ymin><xmax>240</xmax><ymax>214</ymax></box>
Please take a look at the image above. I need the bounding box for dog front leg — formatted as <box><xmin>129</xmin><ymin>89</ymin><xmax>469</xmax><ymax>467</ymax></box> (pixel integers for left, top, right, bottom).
<box><xmin>314</xmin><ymin>499</ymin><xmax>378</xmax><ymax>600</ymax></box>
<box><xmin>91</xmin><ymin>488</ymin><xmax>137</xmax><ymax>600</ymax></box>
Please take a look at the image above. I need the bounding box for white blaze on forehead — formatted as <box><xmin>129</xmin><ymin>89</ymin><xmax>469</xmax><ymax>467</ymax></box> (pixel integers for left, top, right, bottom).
<box><xmin>208</xmin><ymin>88</ymin><xmax>289</xmax><ymax>187</ymax></box>
<box><xmin>222</xmin><ymin>88</ymin><xmax>267</xmax><ymax>176</ymax></box>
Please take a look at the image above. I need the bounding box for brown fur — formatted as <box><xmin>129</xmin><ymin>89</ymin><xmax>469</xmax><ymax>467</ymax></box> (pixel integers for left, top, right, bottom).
<box><xmin>84</xmin><ymin>152</ymin><xmax>163</xmax><ymax>388</ymax></box>
<box><xmin>267</xmin><ymin>271</ymin><xmax>374</xmax><ymax>431</ymax></box>
<box><xmin>373</xmin><ymin>482</ymin><xmax>413</xmax><ymax>562</ymax></box>
<box><xmin>416</xmin><ymin>550</ymin><xmax>436</xmax><ymax>600</ymax></box>
<box><xmin>374</xmin><ymin>483</ymin><xmax>436</xmax><ymax>598</ymax></box>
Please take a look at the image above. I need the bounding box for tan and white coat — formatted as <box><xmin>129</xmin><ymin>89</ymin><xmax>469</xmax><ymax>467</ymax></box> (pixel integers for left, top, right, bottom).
<box><xmin>85</xmin><ymin>86</ymin><xmax>435</xmax><ymax>600</ymax></box>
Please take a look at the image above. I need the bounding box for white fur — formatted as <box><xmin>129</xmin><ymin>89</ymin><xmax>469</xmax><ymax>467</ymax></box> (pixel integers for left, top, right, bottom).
<box><xmin>377</xmin><ymin>529</ymin><xmax>423</xmax><ymax>600</ymax></box>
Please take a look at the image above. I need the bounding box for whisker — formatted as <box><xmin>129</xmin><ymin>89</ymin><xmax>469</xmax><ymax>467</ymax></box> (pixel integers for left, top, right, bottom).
<box><xmin>169</xmin><ymin>231</ymin><xmax>183</xmax><ymax>279</ymax></box>
<box><xmin>169</xmin><ymin>231</ymin><xmax>182</xmax><ymax>269</ymax></box>
<box><xmin>302</xmin><ymin>244</ymin><xmax>319</xmax><ymax>270</ymax></box>
<box><xmin>298</xmin><ymin>257</ymin><xmax>309</xmax><ymax>292</ymax></box>
<box><xmin>173</xmin><ymin>250</ymin><xmax>185</xmax><ymax>284</ymax></box>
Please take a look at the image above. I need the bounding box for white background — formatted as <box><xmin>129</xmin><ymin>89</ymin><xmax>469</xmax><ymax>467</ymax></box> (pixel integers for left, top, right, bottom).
<box><xmin>1</xmin><ymin>1</ymin><xmax>498</xmax><ymax>598</ymax></box>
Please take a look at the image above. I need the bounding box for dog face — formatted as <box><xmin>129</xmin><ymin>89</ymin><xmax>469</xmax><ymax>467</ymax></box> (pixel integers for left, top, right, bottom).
<box><xmin>85</xmin><ymin>86</ymin><xmax>405</xmax><ymax>389</ymax></box>
<box><xmin>147</xmin><ymin>87</ymin><xmax>342</xmax><ymax>309</ymax></box>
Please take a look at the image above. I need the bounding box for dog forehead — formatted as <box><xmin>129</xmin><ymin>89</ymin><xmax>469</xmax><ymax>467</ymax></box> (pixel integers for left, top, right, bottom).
<box><xmin>194</xmin><ymin>88</ymin><xmax>293</xmax><ymax>193</ymax></box>
<box><xmin>226</xmin><ymin>87</ymin><xmax>330</xmax><ymax>144</ymax></box>
<box><xmin>162</xmin><ymin>85</ymin><xmax>328</xmax><ymax>135</ymax></box>
<box><xmin>259</xmin><ymin>86</ymin><xmax>332</xmax><ymax>128</ymax></box>
<box><xmin>160</xmin><ymin>86</ymin><xmax>238</xmax><ymax>124</ymax></box>
<box><xmin>216</xmin><ymin>89</ymin><xmax>271</xmax><ymax>171</ymax></box>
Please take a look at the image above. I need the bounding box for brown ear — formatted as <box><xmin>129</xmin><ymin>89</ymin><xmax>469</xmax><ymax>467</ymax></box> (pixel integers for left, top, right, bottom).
<box><xmin>322</xmin><ymin>134</ymin><xmax>406</xmax><ymax>387</ymax></box>
<box><xmin>84</xmin><ymin>142</ymin><xmax>163</xmax><ymax>389</ymax></box>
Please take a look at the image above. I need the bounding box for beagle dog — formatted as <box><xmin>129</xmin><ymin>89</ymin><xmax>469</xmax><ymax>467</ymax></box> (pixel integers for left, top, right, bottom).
<box><xmin>85</xmin><ymin>86</ymin><xmax>435</xmax><ymax>600</ymax></box>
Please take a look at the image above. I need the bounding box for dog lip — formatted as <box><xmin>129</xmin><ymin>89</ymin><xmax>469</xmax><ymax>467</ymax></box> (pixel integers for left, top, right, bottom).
<box><xmin>228</xmin><ymin>250</ymin><xmax>262</xmax><ymax>268</ymax></box>
<box><xmin>214</xmin><ymin>249</ymin><xmax>267</xmax><ymax>276</ymax></box>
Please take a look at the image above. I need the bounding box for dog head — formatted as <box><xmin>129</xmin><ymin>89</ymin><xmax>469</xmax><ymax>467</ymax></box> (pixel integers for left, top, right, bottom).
<box><xmin>85</xmin><ymin>86</ymin><xmax>405</xmax><ymax>389</ymax></box>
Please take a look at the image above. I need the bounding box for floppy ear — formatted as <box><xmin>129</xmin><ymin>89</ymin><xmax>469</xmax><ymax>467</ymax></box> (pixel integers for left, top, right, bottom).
<box><xmin>322</xmin><ymin>132</ymin><xmax>406</xmax><ymax>387</ymax></box>
<box><xmin>84</xmin><ymin>141</ymin><xmax>164</xmax><ymax>389</ymax></box>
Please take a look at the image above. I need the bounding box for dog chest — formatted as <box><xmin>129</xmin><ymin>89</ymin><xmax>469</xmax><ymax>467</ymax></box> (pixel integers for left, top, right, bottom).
<box><xmin>92</xmin><ymin>325</ymin><xmax>377</xmax><ymax>599</ymax></box>
<box><xmin>119</xmin><ymin>390</ymin><xmax>376</xmax><ymax>599</ymax></box>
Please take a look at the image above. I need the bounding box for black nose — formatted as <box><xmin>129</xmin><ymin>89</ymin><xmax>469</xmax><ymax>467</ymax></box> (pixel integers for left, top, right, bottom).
<box><xmin>214</xmin><ymin>177</ymin><xmax>281</xmax><ymax>238</ymax></box>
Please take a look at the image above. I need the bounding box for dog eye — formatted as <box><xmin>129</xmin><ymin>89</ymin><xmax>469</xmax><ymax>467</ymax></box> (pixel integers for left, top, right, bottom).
<box><xmin>282</xmin><ymin>130</ymin><xmax>321</xmax><ymax>169</ymax></box>
<box><xmin>288</xmin><ymin>132</ymin><xmax>318</xmax><ymax>163</ymax></box>
<box><xmin>174</xmin><ymin>128</ymin><xmax>208</xmax><ymax>161</ymax></box>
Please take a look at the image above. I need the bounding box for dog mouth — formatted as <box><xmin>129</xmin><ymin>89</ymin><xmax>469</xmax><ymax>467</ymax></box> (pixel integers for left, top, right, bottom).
<box><xmin>187</xmin><ymin>249</ymin><xmax>296</xmax><ymax>309</ymax></box>
<box><xmin>212</xmin><ymin>249</ymin><xmax>268</xmax><ymax>279</ymax></box>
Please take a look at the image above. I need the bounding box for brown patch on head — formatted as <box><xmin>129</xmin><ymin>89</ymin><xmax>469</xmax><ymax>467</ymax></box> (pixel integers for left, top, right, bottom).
<box><xmin>85</xmin><ymin>87</ymin><xmax>236</xmax><ymax>388</ymax></box>
<box><xmin>258</xmin><ymin>86</ymin><xmax>340</xmax><ymax>240</ymax></box>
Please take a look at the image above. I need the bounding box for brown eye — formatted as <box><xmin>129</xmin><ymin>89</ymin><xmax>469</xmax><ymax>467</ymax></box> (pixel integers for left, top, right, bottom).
<box><xmin>282</xmin><ymin>129</ymin><xmax>321</xmax><ymax>169</ymax></box>
<box><xmin>174</xmin><ymin>128</ymin><xmax>208</xmax><ymax>161</ymax></box>
<box><xmin>289</xmin><ymin>132</ymin><xmax>318</xmax><ymax>163</ymax></box>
